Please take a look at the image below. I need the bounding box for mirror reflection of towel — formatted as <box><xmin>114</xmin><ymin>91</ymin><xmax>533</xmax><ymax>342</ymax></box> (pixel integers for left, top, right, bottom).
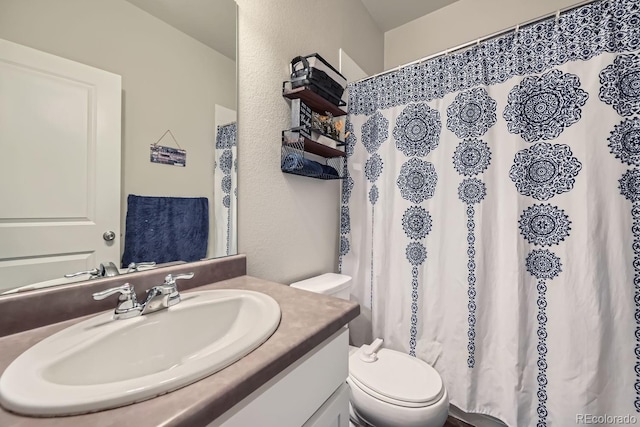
<box><xmin>121</xmin><ymin>195</ymin><xmax>208</xmax><ymax>267</ymax></box>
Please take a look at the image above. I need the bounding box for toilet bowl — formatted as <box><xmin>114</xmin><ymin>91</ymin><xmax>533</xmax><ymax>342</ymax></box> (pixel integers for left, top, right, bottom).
<box><xmin>347</xmin><ymin>344</ymin><xmax>448</xmax><ymax>427</ymax></box>
<box><xmin>291</xmin><ymin>274</ymin><xmax>449</xmax><ymax>427</ymax></box>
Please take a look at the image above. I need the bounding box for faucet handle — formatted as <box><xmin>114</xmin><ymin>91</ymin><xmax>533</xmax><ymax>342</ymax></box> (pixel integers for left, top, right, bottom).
<box><xmin>92</xmin><ymin>283</ymin><xmax>141</xmax><ymax>319</ymax></box>
<box><xmin>163</xmin><ymin>273</ymin><xmax>194</xmax><ymax>287</ymax></box>
<box><xmin>65</xmin><ymin>268</ymin><xmax>100</xmax><ymax>279</ymax></box>
<box><xmin>156</xmin><ymin>273</ymin><xmax>193</xmax><ymax>307</ymax></box>
<box><xmin>126</xmin><ymin>261</ymin><xmax>156</xmax><ymax>273</ymax></box>
<box><xmin>92</xmin><ymin>283</ymin><xmax>135</xmax><ymax>300</ymax></box>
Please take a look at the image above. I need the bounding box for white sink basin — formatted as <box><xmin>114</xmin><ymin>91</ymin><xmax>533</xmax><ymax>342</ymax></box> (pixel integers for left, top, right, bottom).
<box><xmin>0</xmin><ymin>289</ymin><xmax>281</xmax><ymax>416</ymax></box>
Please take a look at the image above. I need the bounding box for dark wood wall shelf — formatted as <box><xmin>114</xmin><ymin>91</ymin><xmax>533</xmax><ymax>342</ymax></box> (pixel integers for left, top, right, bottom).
<box><xmin>282</xmin><ymin>82</ymin><xmax>347</xmax><ymax>117</ymax></box>
<box><xmin>283</xmin><ymin>136</ymin><xmax>345</xmax><ymax>158</ymax></box>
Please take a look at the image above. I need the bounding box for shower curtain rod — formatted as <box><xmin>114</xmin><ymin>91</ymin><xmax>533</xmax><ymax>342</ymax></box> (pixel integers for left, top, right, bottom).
<box><xmin>352</xmin><ymin>0</ymin><xmax>602</xmax><ymax>85</ymax></box>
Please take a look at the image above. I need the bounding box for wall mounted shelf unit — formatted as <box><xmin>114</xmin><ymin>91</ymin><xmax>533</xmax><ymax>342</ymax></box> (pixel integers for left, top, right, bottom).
<box><xmin>281</xmin><ymin>81</ymin><xmax>347</xmax><ymax>180</ymax></box>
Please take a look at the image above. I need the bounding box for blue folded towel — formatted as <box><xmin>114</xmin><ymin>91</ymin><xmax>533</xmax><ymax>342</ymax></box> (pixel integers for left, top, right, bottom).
<box><xmin>121</xmin><ymin>195</ymin><xmax>209</xmax><ymax>267</ymax></box>
<box><xmin>282</xmin><ymin>152</ymin><xmax>336</xmax><ymax>178</ymax></box>
<box><xmin>320</xmin><ymin>164</ymin><xmax>339</xmax><ymax>177</ymax></box>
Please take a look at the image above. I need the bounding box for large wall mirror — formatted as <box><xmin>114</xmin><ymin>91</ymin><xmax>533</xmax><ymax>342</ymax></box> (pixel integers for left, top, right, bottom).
<box><xmin>0</xmin><ymin>0</ymin><xmax>237</xmax><ymax>294</ymax></box>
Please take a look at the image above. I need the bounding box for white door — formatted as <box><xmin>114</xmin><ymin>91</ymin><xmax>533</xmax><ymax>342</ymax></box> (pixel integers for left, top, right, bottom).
<box><xmin>0</xmin><ymin>39</ymin><xmax>121</xmax><ymax>290</ymax></box>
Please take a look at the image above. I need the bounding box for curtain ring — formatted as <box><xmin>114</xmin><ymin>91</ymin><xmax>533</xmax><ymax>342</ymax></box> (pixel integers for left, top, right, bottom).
<box><xmin>555</xmin><ymin>10</ymin><xmax>560</xmax><ymax>24</ymax></box>
<box><xmin>515</xmin><ymin>24</ymin><xmax>520</xmax><ymax>34</ymax></box>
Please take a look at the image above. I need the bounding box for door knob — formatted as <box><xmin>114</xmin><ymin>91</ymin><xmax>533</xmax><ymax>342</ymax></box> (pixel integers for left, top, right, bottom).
<box><xmin>103</xmin><ymin>231</ymin><xmax>116</xmax><ymax>241</ymax></box>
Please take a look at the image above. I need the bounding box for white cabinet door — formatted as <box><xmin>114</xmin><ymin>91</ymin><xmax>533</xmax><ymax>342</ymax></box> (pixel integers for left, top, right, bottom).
<box><xmin>0</xmin><ymin>39</ymin><xmax>121</xmax><ymax>290</ymax></box>
<box><xmin>302</xmin><ymin>383</ymin><xmax>350</xmax><ymax>427</ymax></box>
<box><xmin>210</xmin><ymin>329</ymin><xmax>349</xmax><ymax>427</ymax></box>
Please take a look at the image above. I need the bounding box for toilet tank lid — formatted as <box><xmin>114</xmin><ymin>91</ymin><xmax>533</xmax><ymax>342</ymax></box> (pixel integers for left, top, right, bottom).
<box><xmin>290</xmin><ymin>273</ymin><xmax>352</xmax><ymax>295</ymax></box>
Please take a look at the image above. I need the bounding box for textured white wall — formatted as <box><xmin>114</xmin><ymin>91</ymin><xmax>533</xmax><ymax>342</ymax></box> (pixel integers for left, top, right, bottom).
<box><xmin>0</xmin><ymin>0</ymin><xmax>236</xmax><ymax>260</ymax></box>
<box><xmin>236</xmin><ymin>0</ymin><xmax>383</xmax><ymax>283</ymax></box>
<box><xmin>384</xmin><ymin>0</ymin><xmax>588</xmax><ymax>69</ymax></box>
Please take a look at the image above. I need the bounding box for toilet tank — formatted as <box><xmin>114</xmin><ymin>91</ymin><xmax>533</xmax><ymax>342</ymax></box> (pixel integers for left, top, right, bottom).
<box><xmin>290</xmin><ymin>273</ymin><xmax>352</xmax><ymax>301</ymax></box>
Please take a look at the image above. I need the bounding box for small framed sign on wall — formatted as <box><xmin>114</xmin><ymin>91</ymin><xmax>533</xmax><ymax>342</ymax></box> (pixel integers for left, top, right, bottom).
<box><xmin>150</xmin><ymin>130</ymin><xmax>187</xmax><ymax>167</ymax></box>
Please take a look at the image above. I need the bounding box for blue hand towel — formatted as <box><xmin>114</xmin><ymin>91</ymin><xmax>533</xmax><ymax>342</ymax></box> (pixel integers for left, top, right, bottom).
<box><xmin>121</xmin><ymin>195</ymin><xmax>208</xmax><ymax>267</ymax></box>
<box><xmin>281</xmin><ymin>152</ymin><xmax>324</xmax><ymax>177</ymax></box>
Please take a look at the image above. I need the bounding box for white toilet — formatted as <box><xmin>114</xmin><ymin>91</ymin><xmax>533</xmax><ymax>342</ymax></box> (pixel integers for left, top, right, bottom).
<box><xmin>291</xmin><ymin>273</ymin><xmax>449</xmax><ymax>427</ymax></box>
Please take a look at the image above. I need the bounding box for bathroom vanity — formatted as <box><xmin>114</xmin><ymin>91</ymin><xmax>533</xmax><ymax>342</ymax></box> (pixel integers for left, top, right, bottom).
<box><xmin>0</xmin><ymin>255</ymin><xmax>359</xmax><ymax>426</ymax></box>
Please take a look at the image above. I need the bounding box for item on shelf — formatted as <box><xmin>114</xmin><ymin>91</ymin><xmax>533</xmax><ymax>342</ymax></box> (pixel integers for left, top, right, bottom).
<box><xmin>321</xmin><ymin>164</ymin><xmax>339</xmax><ymax>177</ymax></box>
<box><xmin>311</xmin><ymin>111</ymin><xmax>345</xmax><ymax>142</ymax></box>
<box><xmin>282</xmin><ymin>129</ymin><xmax>344</xmax><ymax>157</ymax></box>
<box><xmin>280</xmin><ymin>150</ymin><xmax>342</xmax><ymax>180</ymax></box>
<box><xmin>281</xmin><ymin>75</ymin><xmax>347</xmax><ymax>181</ymax></box>
<box><xmin>290</xmin><ymin>53</ymin><xmax>347</xmax><ymax>106</ymax></box>
<box><xmin>314</xmin><ymin>133</ymin><xmax>338</xmax><ymax>149</ymax></box>
<box><xmin>281</xmin><ymin>152</ymin><xmax>323</xmax><ymax>177</ymax></box>
<box><xmin>290</xmin><ymin>99</ymin><xmax>313</xmax><ymax>139</ymax></box>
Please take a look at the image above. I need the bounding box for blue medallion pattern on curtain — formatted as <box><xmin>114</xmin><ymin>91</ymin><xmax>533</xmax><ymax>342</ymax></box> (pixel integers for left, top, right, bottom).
<box><xmin>448</xmin><ymin>89</ymin><xmax>496</xmax><ymax>368</ymax></box>
<box><xmin>599</xmin><ymin>53</ymin><xmax>640</xmax><ymax>117</ymax></box>
<box><xmin>507</xmin><ymin>93</ymin><xmax>582</xmax><ymax>426</ymax></box>
<box><xmin>506</xmin><ymin>76</ymin><xmax>583</xmax><ymax>424</ymax></box>
<box><xmin>503</xmin><ymin>70</ymin><xmax>588</xmax><ymax>142</ymax></box>
<box><xmin>602</xmin><ymin>50</ymin><xmax>640</xmax><ymax>409</ymax></box>
<box><xmin>339</xmin><ymin>120</ymin><xmax>355</xmax><ymax>272</ymax></box>
<box><xmin>458</xmin><ymin>178</ymin><xmax>487</xmax><ymax>205</ymax></box>
<box><xmin>509</xmin><ymin>143</ymin><xmax>582</xmax><ymax>200</ymax></box>
<box><xmin>397</xmin><ymin>156</ymin><xmax>438</xmax><ymax>356</ymax></box>
<box><xmin>361</xmin><ymin>112</ymin><xmax>389</xmax><ymax>153</ymax></box>
<box><xmin>362</xmin><ymin>113</ymin><xmax>388</xmax><ymax>309</ymax></box>
<box><xmin>457</xmin><ymin>177</ymin><xmax>487</xmax><ymax>368</ymax></box>
<box><xmin>519</xmin><ymin>204</ymin><xmax>571</xmax><ymax>247</ymax></box>
<box><xmin>341</xmin><ymin>1</ymin><xmax>640</xmax><ymax>424</ymax></box>
<box><xmin>525</xmin><ymin>249</ymin><xmax>562</xmax><ymax>427</ymax></box>
<box><xmin>348</xmin><ymin>0</ymin><xmax>639</xmax><ymax>115</ymax></box>
<box><xmin>402</xmin><ymin>206</ymin><xmax>433</xmax><ymax>240</ymax></box>
<box><xmin>608</xmin><ymin>117</ymin><xmax>640</xmax><ymax>165</ymax></box>
<box><xmin>397</xmin><ymin>158</ymin><xmax>438</xmax><ymax>203</ymax></box>
<box><xmin>394</xmin><ymin>103</ymin><xmax>440</xmax><ymax>357</ymax></box>
<box><xmin>618</xmin><ymin>167</ymin><xmax>640</xmax><ymax>411</ymax></box>
<box><xmin>453</xmin><ymin>139</ymin><xmax>492</xmax><ymax>176</ymax></box>
<box><xmin>394</xmin><ymin>103</ymin><xmax>442</xmax><ymax>156</ymax></box>
<box><xmin>365</xmin><ymin>154</ymin><xmax>384</xmax><ymax>182</ymax></box>
<box><xmin>402</xmin><ymin>206</ymin><xmax>433</xmax><ymax>357</ymax></box>
<box><xmin>447</xmin><ymin>88</ymin><xmax>497</xmax><ymax>139</ymax></box>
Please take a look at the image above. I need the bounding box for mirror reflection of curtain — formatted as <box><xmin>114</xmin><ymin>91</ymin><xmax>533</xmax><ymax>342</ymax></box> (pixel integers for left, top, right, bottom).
<box><xmin>214</xmin><ymin>122</ymin><xmax>237</xmax><ymax>256</ymax></box>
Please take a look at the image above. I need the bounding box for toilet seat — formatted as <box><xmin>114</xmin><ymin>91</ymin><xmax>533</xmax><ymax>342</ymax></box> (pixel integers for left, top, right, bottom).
<box><xmin>349</xmin><ymin>347</ymin><xmax>444</xmax><ymax>408</ymax></box>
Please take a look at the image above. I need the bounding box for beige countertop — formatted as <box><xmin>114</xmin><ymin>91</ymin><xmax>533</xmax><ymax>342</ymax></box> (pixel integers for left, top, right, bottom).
<box><xmin>0</xmin><ymin>275</ymin><xmax>360</xmax><ymax>427</ymax></box>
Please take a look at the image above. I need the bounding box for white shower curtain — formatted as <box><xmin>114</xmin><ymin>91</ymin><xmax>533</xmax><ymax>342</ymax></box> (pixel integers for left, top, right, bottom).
<box><xmin>214</xmin><ymin>122</ymin><xmax>237</xmax><ymax>257</ymax></box>
<box><xmin>341</xmin><ymin>0</ymin><xmax>640</xmax><ymax>425</ymax></box>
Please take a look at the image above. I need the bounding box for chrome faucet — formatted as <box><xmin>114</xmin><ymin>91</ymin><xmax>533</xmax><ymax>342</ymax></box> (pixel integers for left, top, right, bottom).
<box><xmin>65</xmin><ymin>262</ymin><xmax>121</xmax><ymax>279</ymax></box>
<box><xmin>140</xmin><ymin>273</ymin><xmax>194</xmax><ymax>315</ymax></box>
<box><xmin>125</xmin><ymin>261</ymin><xmax>156</xmax><ymax>273</ymax></box>
<box><xmin>66</xmin><ymin>260</ymin><xmax>156</xmax><ymax>279</ymax></box>
<box><xmin>92</xmin><ymin>273</ymin><xmax>194</xmax><ymax>320</ymax></box>
<box><xmin>92</xmin><ymin>283</ymin><xmax>141</xmax><ymax>319</ymax></box>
